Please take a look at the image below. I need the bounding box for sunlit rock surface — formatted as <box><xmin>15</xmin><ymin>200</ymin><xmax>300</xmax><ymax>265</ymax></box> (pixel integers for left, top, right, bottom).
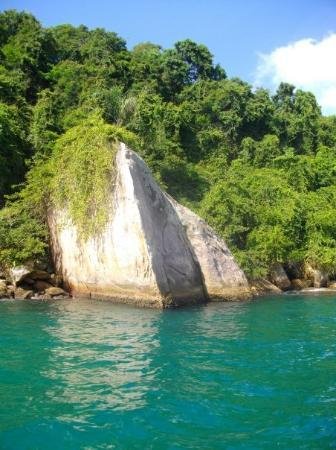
<box><xmin>49</xmin><ymin>143</ymin><xmax>250</xmax><ymax>307</ymax></box>
<box><xmin>169</xmin><ymin>197</ymin><xmax>251</xmax><ymax>301</ymax></box>
<box><xmin>269</xmin><ymin>263</ymin><xmax>291</xmax><ymax>291</ymax></box>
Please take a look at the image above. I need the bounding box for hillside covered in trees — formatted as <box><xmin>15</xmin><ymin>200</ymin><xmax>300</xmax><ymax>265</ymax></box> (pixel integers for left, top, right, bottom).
<box><xmin>0</xmin><ymin>10</ymin><xmax>336</xmax><ymax>279</ymax></box>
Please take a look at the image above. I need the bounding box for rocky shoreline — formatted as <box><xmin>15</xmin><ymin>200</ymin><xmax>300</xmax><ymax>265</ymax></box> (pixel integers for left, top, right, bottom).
<box><xmin>1</xmin><ymin>237</ymin><xmax>336</xmax><ymax>304</ymax></box>
<box><xmin>1</xmin><ymin>144</ymin><xmax>335</xmax><ymax>306</ymax></box>
<box><xmin>250</xmin><ymin>262</ymin><xmax>336</xmax><ymax>297</ymax></box>
<box><xmin>0</xmin><ymin>266</ymin><xmax>70</xmax><ymax>300</ymax></box>
<box><xmin>1</xmin><ymin>261</ymin><xmax>336</xmax><ymax>303</ymax></box>
<box><xmin>47</xmin><ymin>144</ymin><xmax>251</xmax><ymax>307</ymax></box>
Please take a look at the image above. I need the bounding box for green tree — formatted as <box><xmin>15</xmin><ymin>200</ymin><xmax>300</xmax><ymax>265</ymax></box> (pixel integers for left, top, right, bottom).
<box><xmin>0</xmin><ymin>9</ymin><xmax>335</xmax><ymax>279</ymax></box>
<box><xmin>0</xmin><ymin>102</ymin><xmax>29</xmax><ymax>203</ymax></box>
<box><xmin>0</xmin><ymin>10</ymin><xmax>57</xmax><ymax>101</ymax></box>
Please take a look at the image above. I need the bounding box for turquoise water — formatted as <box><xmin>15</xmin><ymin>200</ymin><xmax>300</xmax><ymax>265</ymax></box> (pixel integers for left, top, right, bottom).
<box><xmin>0</xmin><ymin>295</ymin><xmax>335</xmax><ymax>449</ymax></box>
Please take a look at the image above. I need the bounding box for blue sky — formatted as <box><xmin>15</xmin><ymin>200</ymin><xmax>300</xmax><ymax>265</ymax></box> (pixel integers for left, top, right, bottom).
<box><xmin>2</xmin><ymin>0</ymin><xmax>336</xmax><ymax>113</ymax></box>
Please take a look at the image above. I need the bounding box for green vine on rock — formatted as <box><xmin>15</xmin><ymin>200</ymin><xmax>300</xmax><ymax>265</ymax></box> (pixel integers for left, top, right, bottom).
<box><xmin>50</xmin><ymin>115</ymin><xmax>139</xmax><ymax>238</ymax></box>
<box><xmin>0</xmin><ymin>115</ymin><xmax>139</xmax><ymax>268</ymax></box>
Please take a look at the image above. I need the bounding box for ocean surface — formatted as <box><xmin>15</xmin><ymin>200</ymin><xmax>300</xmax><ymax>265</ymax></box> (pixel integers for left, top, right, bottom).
<box><xmin>0</xmin><ymin>294</ymin><xmax>335</xmax><ymax>449</ymax></box>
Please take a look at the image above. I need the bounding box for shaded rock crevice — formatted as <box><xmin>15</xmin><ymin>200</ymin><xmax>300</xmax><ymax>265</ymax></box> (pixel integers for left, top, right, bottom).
<box><xmin>126</xmin><ymin>148</ymin><xmax>206</xmax><ymax>306</ymax></box>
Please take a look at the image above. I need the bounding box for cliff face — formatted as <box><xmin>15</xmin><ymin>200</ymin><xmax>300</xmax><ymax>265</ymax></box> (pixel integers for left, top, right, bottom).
<box><xmin>170</xmin><ymin>198</ymin><xmax>251</xmax><ymax>301</ymax></box>
<box><xmin>49</xmin><ymin>143</ymin><xmax>250</xmax><ymax>307</ymax></box>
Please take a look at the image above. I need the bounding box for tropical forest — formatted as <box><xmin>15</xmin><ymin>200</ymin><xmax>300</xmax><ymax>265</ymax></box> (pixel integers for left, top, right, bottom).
<box><xmin>0</xmin><ymin>9</ymin><xmax>336</xmax><ymax>280</ymax></box>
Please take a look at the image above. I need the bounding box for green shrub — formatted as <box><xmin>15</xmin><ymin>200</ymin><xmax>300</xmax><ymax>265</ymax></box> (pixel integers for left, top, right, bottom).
<box><xmin>49</xmin><ymin>115</ymin><xmax>139</xmax><ymax>237</ymax></box>
<box><xmin>0</xmin><ymin>114</ymin><xmax>139</xmax><ymax>266</ymax></box>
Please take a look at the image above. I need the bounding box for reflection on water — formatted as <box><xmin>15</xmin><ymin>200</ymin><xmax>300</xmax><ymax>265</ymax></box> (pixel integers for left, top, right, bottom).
<box><xmin>43</xmin><ymin>301</ymin><xmax>161</xmax><ymax>415</ymax></box>
<box><xmin>197</xmin><ymin>301</ymin><xmax>248</xmax><ymax>339</ymax></box>
<box><xmin>0</xmin><ymin>295</ymin><xmax>336</xmax><ymax>449</ymax></box>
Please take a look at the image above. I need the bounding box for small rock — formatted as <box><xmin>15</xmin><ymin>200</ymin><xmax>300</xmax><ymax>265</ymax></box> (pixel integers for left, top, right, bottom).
<box><xmin>14</xmin><ymin>288</ymin><xmax>34</xmax><ymax>299</ymax></box>
<box><xmin>314</xmin><ymin>271</ymin><xmax>329</xmax><ymax>288</ymax></box>
<box><xmin>9</xmin><ymin>265</ymin><xmax>55</xmax><ymax>287</ymax></box>
<box><xmin>284</xmin><ymin>262</ymin><xmax>303</xmax><ymax>280</ymax></box>
<box><xmin>0</xmin><ymin>285</ymin><xmax>9</xmax><ymax>298</ymax></box>
<box><xmin>45</xmin><ymin>286</ymin><xmax>68</xmax><ymax>297</ymax></box>
<box><xmin>10</xmin><ymin>265</ymin><xmax>33</xmax><ymax>286</ymax></box>
<box><xmin>50</xmin><ymin>274</ymin><xmax>63</xmax><ymax>287</ymax></box>
<box><xmin>250</xmin><ymin>279</ymin><xmax>282</xmax><ymax>296</ymax></box>
<box><xmin>34</xmin><ymin>261</ymin><xmax>48</xmax><ymax>271</ymax></box>
<box><xmin>34</xmin><ymin>280</ymin><xmax>53</xmax><ymax>293</ymax></box>
<box><xmin>6</xmin><ymin>285</ymin><xmax>15</xmax><ymax>298</ymax></box>
<box><xmin>22</xmin><ymin>277</ymin><xmax>35</xmax><ymax>286</ymax></box>
<box><xmin>291</xmin><ymin>279</ymin><xmax>305</xmax><ymax>290</ymax></box>
<box><xmin>29</xmin><ymin>270</ymin><xmax>52</xmax><ymax>281</ymax></box>
<box><xmin>269</xmin><ymin>263</ymin><xmax>291</xmax><ymax>291</ymax></box>
<box><xmin>0</xmin><ymin>280</ymin><xmax>9</xmax><ymax>297</ymax></box>
<box><xmin>20</xmin><ymin>282</ymin><xmax>35</xmax><ymax>291</ymax></box>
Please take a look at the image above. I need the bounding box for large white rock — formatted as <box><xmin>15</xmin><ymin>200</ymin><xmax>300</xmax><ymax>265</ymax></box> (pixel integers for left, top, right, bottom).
<box><xmin>49</xmin><ymin>143</ymin><xmax>250</xmax><ymax>307</ymax></box>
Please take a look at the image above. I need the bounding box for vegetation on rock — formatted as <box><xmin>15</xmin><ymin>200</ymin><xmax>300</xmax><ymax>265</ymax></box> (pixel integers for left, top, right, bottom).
<box><xmin>0</xmin><ymin>9</ymin><xmax>335</xmax><ymax>278</ymax></box>
<box><xmin>50</xmin><ymin>116</ymin><xmax>139</xmax><ymax>237</ymax></box>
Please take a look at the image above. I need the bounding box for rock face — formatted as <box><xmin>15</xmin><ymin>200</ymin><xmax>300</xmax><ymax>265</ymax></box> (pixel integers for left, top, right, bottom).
<box><xmin>15</xmin><ymin>287</ymin><xmax>34</xmax><ymax>299</ymax></box>
<box><xmin>1</xmin><ymin>266</ymin><xmax>70</xmax><ymax>299</ymax></box>
<box><xmin>305</xmin><ymin>264</ymin><xmax>329</xmax><ymax>288</ymax></box>
<box><xmin>290</xmin><ymin>279</ymin><xmax>305</xmax><ymax>290</ymax></box>
<box><xmin>0</xmin><ymin>280</ymin><xmax>9</xmax><ymax>298</ymax></box>
<box><xmin>250</xmin><ymin>279</ymin><xmax>282</xmax><ymax>296</ymax></box>
<box><xmin>169</xmin><ymin>198</ymin><xmax>250</xmax><ymax>301</ymax></box>
<box><xmin>269</xmin><ymin>263</ymin><xmax>291</xmax><ymax>291</ymax></box>
<box><xmin>48</xmin><ymin>143</ymin><xmax>250</xmax><ymax>307</ymax></box>
<box><xmin>10</xmin><ymin>265</ymin><xmax>33</xmax><ymax>286</ymax></box>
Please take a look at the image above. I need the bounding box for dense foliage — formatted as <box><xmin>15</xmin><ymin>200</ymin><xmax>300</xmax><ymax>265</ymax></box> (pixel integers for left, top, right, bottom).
<box><xmin>0</xmin><ymin>10</ymin><xmax>335</xmax><ymax>277</ymax></box>
<box><xmin>50</xmin><ymin>117</ymin><xmax>139</xmax><ymax>237</ymax></box>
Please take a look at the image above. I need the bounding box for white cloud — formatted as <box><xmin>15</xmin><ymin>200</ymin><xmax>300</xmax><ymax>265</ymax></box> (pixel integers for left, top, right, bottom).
<box><xmin>254</xmin><ymin>34</ymin><xmax>336</xmax><ymax>115</ymax></box>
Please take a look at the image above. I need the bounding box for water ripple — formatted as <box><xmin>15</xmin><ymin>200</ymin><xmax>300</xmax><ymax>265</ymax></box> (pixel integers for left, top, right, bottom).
<box><xmin>0</xmin><ymin>295</ymin><xmax>336</xmax><ymax>449</ymax></box>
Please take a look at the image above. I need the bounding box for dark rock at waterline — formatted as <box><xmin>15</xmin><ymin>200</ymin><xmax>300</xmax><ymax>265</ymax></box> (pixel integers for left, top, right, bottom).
<box><xmin>7</xmin><ymin>285</ymin><xmax>15</xmax><ymax>297</ymax></box>
<box><xmin>15</xmin><ymin>287</ymin><xmax>34</xmax><ymax>299</ymax></box>
<box><xmin>34</xmin><ymin>280</ymin><xmax>53</xmax><ymax>293</ymax></box>
<box><xmin>269</xmin><ymin>263</ymin><xmax>291</xmax><ymax>291</ymax></box>
<box><xmin>9</xmin><ymin>266</ymin><xmax>32</xmax><ymax>286</ymax></box>
<box><xmin>45</xmin><ymin>286</ymin><xmax>68</xmax><ymax>298</ymax></box>
<box><xmin>290</xmin><ymin>278</ymin><xmax>312</xmax><ymax>290</ymax></box>
<box><xmin>314</xmin><ymin>272</ymin><xmax>329</xmax><ymax>288</ymax></box>
<box><xmin>250</xmin><ymin>279</ymin><xmax>282</xmax><ymax>296</ymax></box>
<box><xmin>1</xmin><ymin>265</ymin><xmax>70</xmax><ymax>299</ymax></box>
<box><xmin>27</xmin><ymin>270</ymin><xmax>51</xmax><ymax>281</ymax></box>
<box><xmin>0</xmin><ymin>281</ymin><xmax>10</xmax><ymax>298</ymax></box>
<box><xmin>9</xmin><ymin>267</ymin><xmax>52</xmax><ymax>287</ymax></box>
<box><xmin>284</xmin><ymin>262</ymin><xmax>303</xmax><ymax>280</ymax></box>
<box><xmin>22</xmin><ymin>277</ymin><xmax>35</xmax><ymax>286</ymax></box>
<box><xmin>291</xmin><ymin>279</ymin><xmax>304</xmax><ymax>290</ymax></box>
